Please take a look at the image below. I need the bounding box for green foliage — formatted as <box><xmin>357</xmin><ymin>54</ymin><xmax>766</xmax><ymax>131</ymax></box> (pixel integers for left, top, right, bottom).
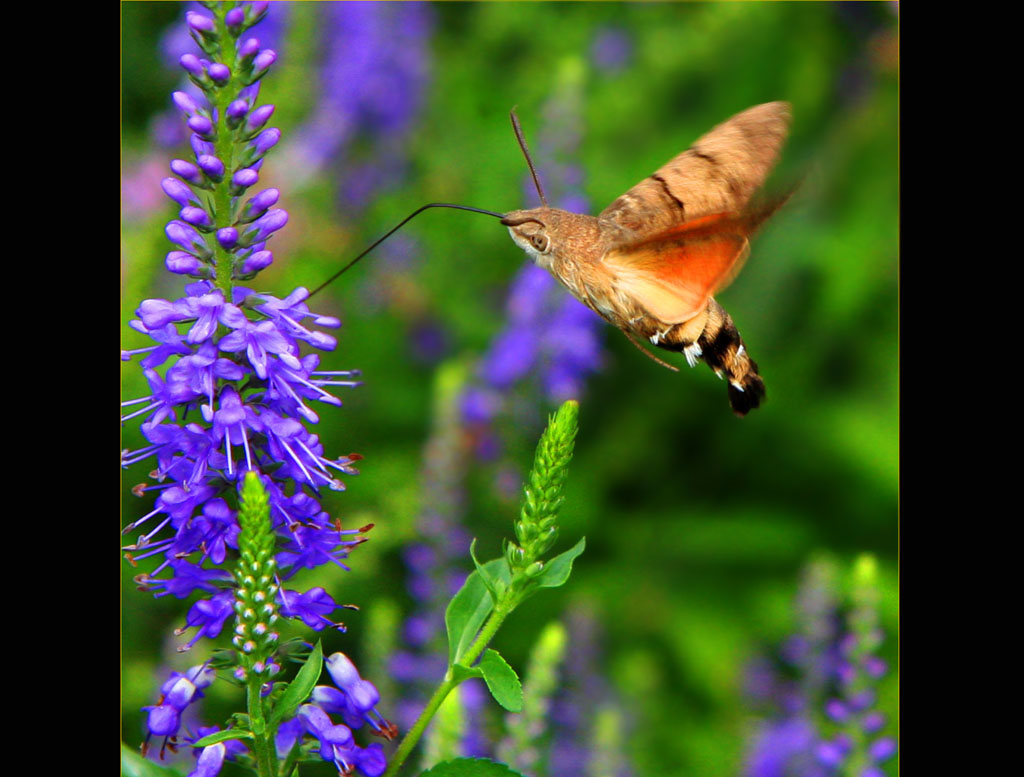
<box><xmin>269</xmin><ymin>641</ymin><xmax>323</xmax><ymax>727</ymax></box>
<box><xmin>478</xmin><ymin>649</ymin><xmax>523</xmax><ymax>713</ymax></box>
<box><xmin>120</xmin><ymin>745</ymin><xmax>185</xmax><ymax>777</ymax></box>
<box><xmin>445</xmin><ymin>560</ymin><xmax>500</xmax><ymax>666</ymax></box>
<box><xmin>418</xmin><ymin>758</ymin><xmax>527</xmax><ymax>777</ymax></box>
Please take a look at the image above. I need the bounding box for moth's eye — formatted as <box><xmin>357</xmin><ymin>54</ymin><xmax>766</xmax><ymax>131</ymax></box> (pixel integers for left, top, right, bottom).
<box><xmin>531</xmin><ymin>233</ymin><xmax>549</xmax><ymax>252</ymax></box>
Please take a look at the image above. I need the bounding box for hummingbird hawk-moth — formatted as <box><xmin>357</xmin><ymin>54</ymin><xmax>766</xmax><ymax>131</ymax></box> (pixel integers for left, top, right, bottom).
<box><xmin>311</xmin><ymin>102</ymin><xmax>791</xmax><ymax>415</ymax></box>
<box><xmin>502</xmin><ymin>101</ymin><xmax>792</xmax><ymax>416</ymax></box>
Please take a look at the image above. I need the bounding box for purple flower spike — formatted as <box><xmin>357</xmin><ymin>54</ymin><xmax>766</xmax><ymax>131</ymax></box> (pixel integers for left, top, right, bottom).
<box><xmin>125</xmin><ymin>4</ymin><xmax>389</xmax><ymax>770</ymax></box>
<box><xmin>208</xmin><ymin>63</ymin><xmax>231</xmax><ymax>84</ymax></box>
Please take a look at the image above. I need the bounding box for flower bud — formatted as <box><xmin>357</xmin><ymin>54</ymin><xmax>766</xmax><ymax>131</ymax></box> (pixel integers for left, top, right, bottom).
<box><xmin>188</xmin><ymin>114</ymin><xmax>216</xmax><ymax>139</ymax></box>
<box><xmin>186</xmin><ymin>11</ymin><xmax>215</xmax><ymax>34</ymax></box>
<box><xmin>161</xmin><ymin>177</ymin><xmax>196</xmax><ymax>207</ymax></box>
<box><xmin>240</xmin><ymin>250</ymin><xmax>273</xmax><ymax>275</ymax></box>
<box><xmin>217</xmin><ymin>228</ymin><xmax>239</xmax><ymax>249</ymax></box>
<box><xmin>240</xmin><ymin>188</ymin><xmax>280</xmax><ymax>222</ymax></box>
<box><xmin>179</xmin><ymin>54</ymin><xmax>204</xmax><ymax>78</ymax></box>
<box><xmin>250</xmin><ymin>128</ymin><xmax>281</xmax><ymax>156</ymax></box>
<box><xmin>197</xmin><ymin>154</ymin><xmax>225</xmax><ymax>181</ymax></box>
<box><xmin>166</xmin><ymin>251</ymin><xmax>203</xmax><ymax>276</ymax></box>
<box><xmin>238</xmin><ymin>37</ymin><xmax>260</xmax><ymax>62</ymax></box>
<box><xmin>224</xmin><ymin>7</ymin><xmax>245</xmax><ymax>30</ymax></box>
<box><xmin>171</xmin><ymin>90</ymin><xmax>199</xmax><ymax>116</ymax></box>
<box><xmin>170</xmin><ymin>159</ymin><xmax>202</xmax><ymax>185</ymax></box>
<box><xmin>208</xmin><ymin>63</ymin><xmax>230</xmax><ymax>84</ymax></box>
<box><xmin>245</xmin><ymin>104</ymin><xmax>275</xmax><ymax>133</ymax></box>
<box><xmin>180</xmin><ymin>206</ymin><xmax>212</xmax><ymax>228</ymax></box>
<box><xmin>231</xmin><ymin>167</ymin><xmax>260</xmax><ymax>193</ymax></box>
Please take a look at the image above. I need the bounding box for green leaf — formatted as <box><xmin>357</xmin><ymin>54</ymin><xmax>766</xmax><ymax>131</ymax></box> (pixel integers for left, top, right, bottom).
<box><xmin>533</xmin><ymin>537</ymin><xmax>586</xmax><ymax>589</ymax></box>
<box><xmin>469</xmin><ymin>538</ymin><xmax>499</xmax><ymax>602</ymax></box>
<box><xmin>445</xmin><ymin>569</ymin><xmax>494</xmax><ymax>666</ymax></box>
<box><xmin>271</xmin><ymin>640</ymin><xmax>323</xmax><ymax>726</ymax></box>
<box><xmin>191</xmin><ymin>728</ymin><xmax>253</xmax><ymax>747</ymax></box>
<box><xmin>418</xmin><ymin>757</ymin><xmax>528</xmax><ymax>777</ymax></box>
<box><xmin>451</xmin><ymin>663</ymin><xmax>484</xmax><ymax>684</ymax></box>
<box><xmin>478</xmin><ymin>649</ymin><xmax>523</xmax><ymax>712</ymax></box>
<box><xmin>120</xmin><ymin>744</ymin><xmax>184</xmax><ymax>777</ymax></box>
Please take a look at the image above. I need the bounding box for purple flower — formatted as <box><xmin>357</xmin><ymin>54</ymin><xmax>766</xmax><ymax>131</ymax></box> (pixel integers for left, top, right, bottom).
<box><xmin>123</xmin><ymin>0</ymin><xmax>365</xmax><ymax>663</ymax></box>
<box><xmin>142</xmin><ymin>665</ymin><xmax>216</xmax><ymax>742</ymax></box>
<box><xmin>280</xmin><ymin>2</ymin><xmax>433</xmax><ymax>205</ymax></box>
<box><xmin>742</xmin><ymin>557</ymin><xmax>897</xmax><ymax>776</ymax></box>
<box><xmin>590</xmin><ymin>27</ymin><xmax>633</xmax><ymax>73</ymax></box>
<box><xmin>126</xmin><ymin>7</ymin><xmax>392</xmax><ymax>775</ymax></box>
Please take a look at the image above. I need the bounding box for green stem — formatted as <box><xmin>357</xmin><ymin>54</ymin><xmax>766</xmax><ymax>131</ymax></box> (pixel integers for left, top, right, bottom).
<box><xmin>383</xmin><ymin>673</ymin><xmax>459</xmax><ymax>777</ymax></box>
<box><xmin>210</xmin><ymin>3</ymin><xmax>238</xmax><ymax>297</ymax></box>
<box><xmin>382</xmin><ymin>596</ymin><xmax>517</xmax><ymax>777</ymax></box>
<box><xmin>246</xmin><ymin>674</ymin><xmax>278</xmax><ymax>777</ymax></box>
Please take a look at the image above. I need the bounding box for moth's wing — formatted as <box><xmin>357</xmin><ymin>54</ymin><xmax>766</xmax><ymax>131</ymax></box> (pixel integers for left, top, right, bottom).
<box><xmin>603</xmin><ymin>213</ymin><xmax>751</xmax><ymax>325</ymax></box>
<box><xmin>599</xmin><ymin>102</ymin><xmax>790</xmax><ymax>241</ymax></box>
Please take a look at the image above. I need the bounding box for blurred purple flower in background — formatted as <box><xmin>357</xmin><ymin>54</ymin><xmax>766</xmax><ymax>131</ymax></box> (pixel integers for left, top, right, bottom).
<box><xmin>389</xmin><ymin>367</ymin><xmax>490</xmax><ymax>757</ymax></box>
<box><xmin>281</xmin><ymin>1</ymin><xmax>433</xmax><ymax>206</ymax></box>
<box><xmin>743</xmin><ymin>557</ymin><xmax>897</xmax><ymax>777</ymax></box>
<box><xmin>590</xmin><ymin>26</ymin><xmax>634</xmax><ymax>73</ymax></box>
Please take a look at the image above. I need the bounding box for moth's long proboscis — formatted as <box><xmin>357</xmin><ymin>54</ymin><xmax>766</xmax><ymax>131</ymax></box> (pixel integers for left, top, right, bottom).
<box><xmin>308</xmin><ymin>203</ymin><xmax>505</xmax><ymax>299</ymax></box>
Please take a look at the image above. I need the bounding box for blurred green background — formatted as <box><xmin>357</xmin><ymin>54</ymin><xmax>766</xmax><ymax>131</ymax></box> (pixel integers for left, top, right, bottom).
<box><xmin>121</xmin><ymin>3</ymin><xmax>898</xmax><ymax>775</ymax></box>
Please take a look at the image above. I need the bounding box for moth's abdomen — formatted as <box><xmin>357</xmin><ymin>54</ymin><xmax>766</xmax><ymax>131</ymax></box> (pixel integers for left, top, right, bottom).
<box><xmin>655</xmin><ymin>299</ymin><xmax>766</xmax><ymax>416</ymax></box>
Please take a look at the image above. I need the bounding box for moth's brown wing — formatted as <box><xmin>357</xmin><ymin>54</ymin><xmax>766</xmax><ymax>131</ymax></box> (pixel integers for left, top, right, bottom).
<box><xmin>599</xmin><ymin>102</ymin><xmax>790</xmax><ymax>240</ymax></box>
<box><xmin>603</xmin><ymin>213</ymin><xmax>752</xmax><ymax>325</ymax></box>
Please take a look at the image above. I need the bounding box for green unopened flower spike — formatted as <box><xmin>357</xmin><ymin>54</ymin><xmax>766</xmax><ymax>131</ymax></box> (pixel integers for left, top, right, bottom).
<box><xmin>507</xmin><ymin>400</ymin><xmax>579</xmax><ymax>575</ymax></box>
<box><xmin>232</xmin><ymin>471</ymin><xmax>281</xmax><ymax>678</ymax></box>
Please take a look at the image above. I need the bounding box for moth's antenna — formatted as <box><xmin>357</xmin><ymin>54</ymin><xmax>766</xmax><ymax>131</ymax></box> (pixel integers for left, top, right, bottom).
<box><xmin>307</xmin><ymin>203</ymin><xmax>505</xmax><ymax>300</ymax></box>
<box><xmin>510</xmin><ymin>108</ymin><xmax>548</xmax><ymax>207</ymax></box>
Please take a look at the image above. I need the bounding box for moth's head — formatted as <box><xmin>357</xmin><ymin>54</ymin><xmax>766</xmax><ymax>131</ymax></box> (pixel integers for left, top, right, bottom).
<box><xmin>501</xmin><ymin>207</ymin><xmax>564</xmax><ymax>265</ymax></box>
